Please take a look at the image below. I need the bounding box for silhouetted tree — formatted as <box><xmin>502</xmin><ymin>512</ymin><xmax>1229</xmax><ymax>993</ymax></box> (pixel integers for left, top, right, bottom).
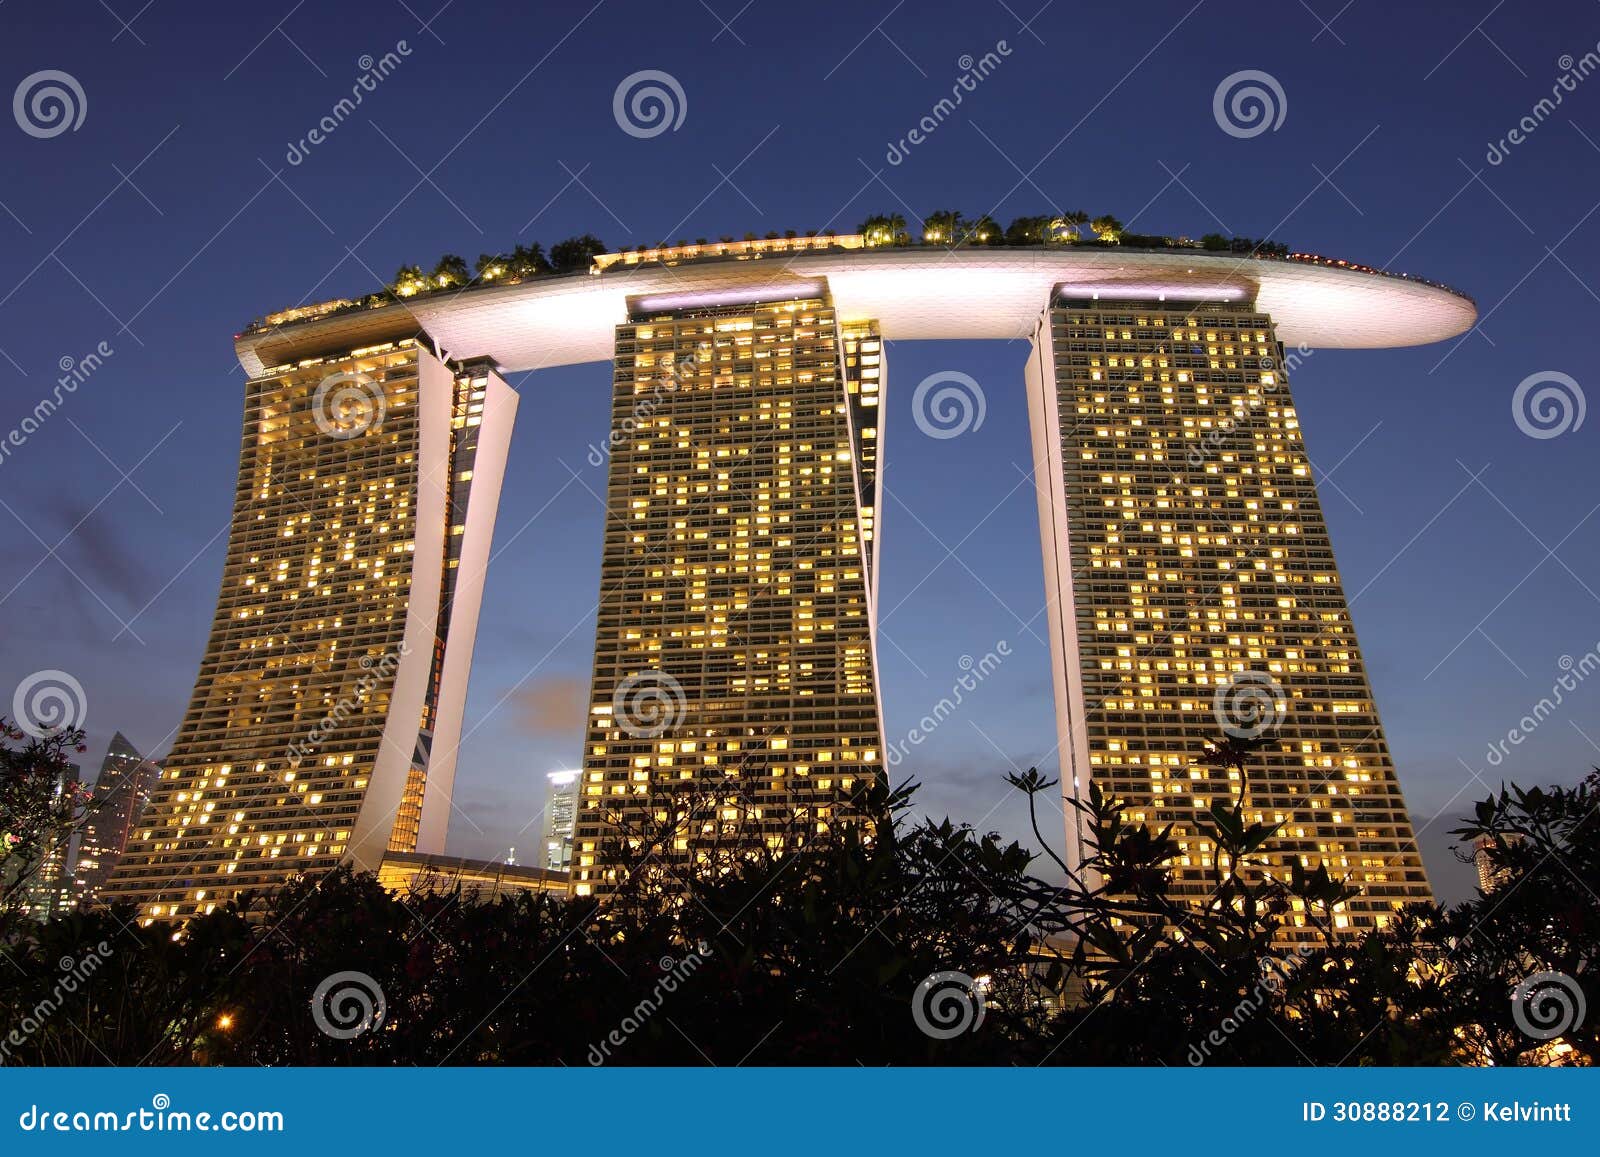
<box><xmin>5</xmin><ymin>739</ymin><xmax>1591</xmax><ymax>1066</ymax></box>
<box><xmin>548</xmin><ymin>234</ymin><xmax>607</xmax><ymax>273</ymax></box>
<box><xmin>1</xmin><ymin>719</ymin><xmax>89</xmax><ymax>919</ymax></box>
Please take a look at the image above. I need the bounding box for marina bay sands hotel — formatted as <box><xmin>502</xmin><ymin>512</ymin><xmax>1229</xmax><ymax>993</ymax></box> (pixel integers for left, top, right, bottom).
<box><xmin>103</xmin><ymin>234</ymin><xmax>1475</xmax><ymax>939</ymax></box>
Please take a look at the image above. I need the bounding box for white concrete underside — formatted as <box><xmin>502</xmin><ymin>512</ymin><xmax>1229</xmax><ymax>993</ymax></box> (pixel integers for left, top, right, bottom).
<box><xmin>237</xmin><ymin>247</ymin><xmax>1476</xmax><ymax>377</ymax></box>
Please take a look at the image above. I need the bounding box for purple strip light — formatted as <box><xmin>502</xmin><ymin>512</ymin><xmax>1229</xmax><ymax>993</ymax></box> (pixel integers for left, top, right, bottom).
<box><xmin>632</xmin><ymin>279</ymin><xmax>829</xmax><ymax>314</ymax></box>
<box><xmin>1056</xmin><ymin>282</ymin><xmax>1249</xmax><ymax>302</ymax></box>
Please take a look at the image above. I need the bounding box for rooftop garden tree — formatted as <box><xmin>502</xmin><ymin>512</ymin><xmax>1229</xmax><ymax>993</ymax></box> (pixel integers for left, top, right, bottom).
<box><xmin>432</xmin><ymin>254</ymin><xmax>470</xmax><ymax>288</ymax></box>
<box><xmin>548</xmin><ymin>234</ymin><xmax>607</xmax><ymax>273</ymax></box>
<box><xmin>859</xmin><ymin>213</ymin><xmax>909</xmax><ymax>247</ymax></box>
<box><xmin>969</xmin><ymin>215</ymin><xmax>1003</xmax><ymax>245</ymax></box>
<box><xmin>922</xmin><ymin>209</ymin><xmax>964</xmax><ymax>244</ymax></box>
<box><xmin>1089</xmin><ymin>214</ymin><xmax>1123</xmax><ymax>243</ymax></box>
<box><xmin>1048</xmin><ymin>210</ymin><xmax>1089</xmax><ymax>242</ymax></box>
<box><xmin>391</xmin><ymin>264</ymin><xmax>427</xmax><ymax>297</ymax></box>
<box><xmin>1004</xmin><ymin>215</ymin><xmax>1051</xmax><ymax>244</ymax></box>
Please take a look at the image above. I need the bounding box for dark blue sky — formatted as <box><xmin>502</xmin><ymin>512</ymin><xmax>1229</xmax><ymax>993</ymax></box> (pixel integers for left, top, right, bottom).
<box><xmin>3</xmin><ymin>0</ymin><xmax>1598</xmax><ymax>903</ymax></box>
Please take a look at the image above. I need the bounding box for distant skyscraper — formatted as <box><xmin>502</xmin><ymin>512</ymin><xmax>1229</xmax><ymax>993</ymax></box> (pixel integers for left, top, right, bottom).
<box><xmin>1026</xmin><ymin>296</ymin><xmax>1432</xmax><ymax>941</ymax></box>
<box><xmin>19</xmin><ymin>761</ymin><xmax>81</xmax><ymax>921</ymax></box>
<box><xmin>543</xmin><ymin>770</ymin><xmax>578</xmax><ymax>872</ymax></box>
<box><xmin>1473</xmin><ymin>834</ymin><xmax>1520</xmax><ymax>893</ymax></box>
<box><xmin>105</xmin><ymin>341</ymin><xmax>517</xmax><ymax>920</ymax></box>
<box><xmin>570</xmin><ymin>292</ymin><xmax>886</xmax><ymax>897</ymax></box>
<box><xmin>74</xmin><ymin>732</ymin><xmax>161</xmax><ymax>909</ymax></box>
<box><xmin>540</xmin><ymin>774</ymin><xmax>579</xmax><ymax>870</ymax></box>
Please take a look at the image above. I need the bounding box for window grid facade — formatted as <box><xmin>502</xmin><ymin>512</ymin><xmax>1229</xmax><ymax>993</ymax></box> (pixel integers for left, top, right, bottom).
<box><xmin>73</xmin><ymin>732</ymin><xmax>161</xmax><ymax>909</ymax></box>
<box><xmin>1029</xmin><ymin>298</ymin><xmax>1431</xmax><ymax>941</ymax></box>
<box><xmin>572</xmin><ymin>296</ymin><xmax>886</xmax><ymax>897</ymax></box>
<box><xmin>105</xmin><ymin>341</ymin><xmax>512</xmax><ymax>920</ymax></box>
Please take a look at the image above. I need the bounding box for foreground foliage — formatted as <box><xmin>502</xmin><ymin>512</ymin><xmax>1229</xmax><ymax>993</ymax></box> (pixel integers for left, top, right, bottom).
<box><xmin>1</xmin><ymin>739</ymin><xmax>1594</xmax><ymax>1065</ymax></box>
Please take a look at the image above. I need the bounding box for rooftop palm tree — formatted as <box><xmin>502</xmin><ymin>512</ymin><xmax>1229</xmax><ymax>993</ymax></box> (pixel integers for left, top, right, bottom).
<box><xmin>1090</xmin><ymin>214</ymin><xmax>1123</xmax><ymax>243</ymax></box>
<box><xmin>858</xmin><ymin>213</ymin><xmax>909</xmax><ymax>247</ymax></box>
<box><xmin>432</xmin><ymin>254</ymin><xmax>470</xmax><ymax>287</ymax></box>
<box><xmin>1004</xmin><ymin>215</ymin><xmax>1050</xmax><ymax>245</ymax></box>
<box><xmin>968</xmin><ymin>214</ymin><xmax>1003</xmax><ymax>245</ymax></box>
<box><xmin>922</xmin><ymin>209</ymin><xmax>962</xmax><ymax>245</ymax></box>
<box><xmin>391</xmin><ymin>263</ymin><xmax>427</xmax><ymax>297</ymax></box>
<box><xmin>1048</xmin><ymin>210</ymin><xmax>1089</xmax><ymax>243</ymax></box>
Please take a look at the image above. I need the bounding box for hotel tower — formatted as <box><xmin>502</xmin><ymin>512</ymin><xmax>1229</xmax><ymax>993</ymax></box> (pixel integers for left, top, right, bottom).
<box><xmin>108</xmin><ymin>232</ymin><xmax>1468</xmax><ymax>930</ymax></box>
<box><xmin>569</xmin><ymin>290</ymin><xmax>886</xmax><ymax>897</ymax></box>
<box><xmin>1027</xmin><ymin>294</ymin><xmax>1431</xmax><ymax>940</ymax></box>
<box><xmin>104</xmin><ymin>339</ymin><xmax>516</xmax><ymax>920</ymax></box>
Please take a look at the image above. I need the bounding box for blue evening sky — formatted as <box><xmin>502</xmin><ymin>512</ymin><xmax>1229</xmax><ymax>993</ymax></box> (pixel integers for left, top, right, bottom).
<box><xmin>3</xmin><ymin>0</ymin><xmax>1599</xmax><ymax>903</ymax></box>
